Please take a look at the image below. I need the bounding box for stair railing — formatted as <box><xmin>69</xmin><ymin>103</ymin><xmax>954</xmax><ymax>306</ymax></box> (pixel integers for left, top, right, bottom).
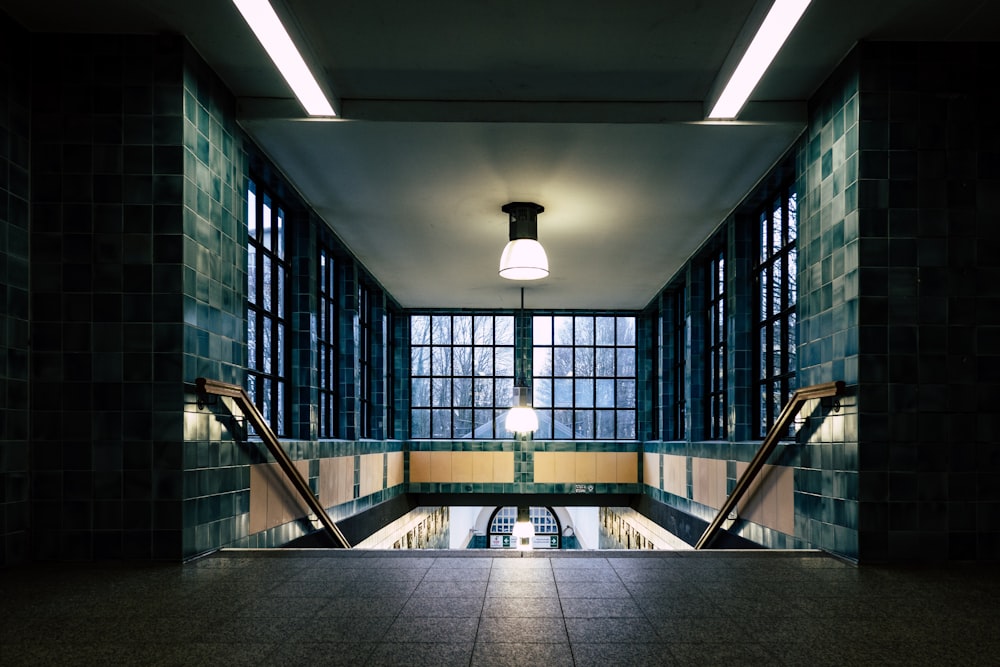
<box><xmin>694</xmin><ymin>380</ymin><xmax>844</xmax><ymax>550</ymax></box>
<box><xmin>195</xmin><ymin>377</ymin><xmax>351</xmax><ymax>548</ymax></box>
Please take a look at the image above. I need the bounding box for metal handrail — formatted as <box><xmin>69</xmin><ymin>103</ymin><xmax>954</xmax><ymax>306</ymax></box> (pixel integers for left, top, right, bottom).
<box><xmin>694</xmin><ymin>380</ymin><xmax>844</xmax><ymax>550</ymax></box>
<box><xmin>195</xmin><ymin>377</ymin><xmax>351</xmax><ymax>548</ymax></box>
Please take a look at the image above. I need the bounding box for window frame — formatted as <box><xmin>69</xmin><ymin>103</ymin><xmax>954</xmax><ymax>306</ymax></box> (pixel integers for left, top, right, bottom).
<box><xmin>358</xmin><ymin>281</ymin><xmax>374</xmax><ymax>438</ymax></box>
<box><xmin>668</xmin><ymin>287</ymin><xmax>686</xmax><ymax>440</ymax></box>
<box><xmin>408</xmin><ymin>313</ymin><xmax>516</xmax><ymax>439</ymax></box>
<box><xmin>317</xmin><ymin>244</ymin><xmax>338</xmax><ymax>438</ymax></box>
<box><xmin>531</xmin><ymin>313</ymin><xmax>638</xmax><ymax>441</ymax></box>
<box><xmin>246</xmin><ymin>178</ymin><xmax>290</xmax><ymax>436</ymax></box>
<box><xmin>706</xmin><ymin>250</ymin><xmax>726</xmax><ymax>440</ymax></box>
<box><xmin>755</xmin><ymin>185</ymin><xmax>798</xmax><ymax>438</ymax></box>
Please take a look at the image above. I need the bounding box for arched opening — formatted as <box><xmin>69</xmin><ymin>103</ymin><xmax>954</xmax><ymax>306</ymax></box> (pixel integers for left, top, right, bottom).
<box><xmin>486</xmin><ymin>506</ymin><xmax>561</xmax><ymax>549</ymax></box>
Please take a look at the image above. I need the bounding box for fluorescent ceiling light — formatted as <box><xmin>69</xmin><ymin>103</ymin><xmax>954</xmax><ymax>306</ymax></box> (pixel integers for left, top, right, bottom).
<box><xmin>232</xmin><ymin>0</ymin><xmax>336</xmax><ymax>117</ymax></box>
<box><xmin>708</xmin><ymin>0</ymin><xmax>812</xmax><ymax>119</ymax></box>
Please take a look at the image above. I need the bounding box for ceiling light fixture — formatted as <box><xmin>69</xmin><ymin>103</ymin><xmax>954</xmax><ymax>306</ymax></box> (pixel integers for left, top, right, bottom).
<box><xmin>499</xmin><ymin>202</ymin><xmax>549</xmax><ymax>280</ymax></box>
<box><xmin>232</xmin><ymin>0</ymin><xmax>336</xmax><ymax>117</ymax></box>
<box><xmin>707</xmin><ymin>0</ymin><xmax>813</xmax><ymax>119</ymax></box>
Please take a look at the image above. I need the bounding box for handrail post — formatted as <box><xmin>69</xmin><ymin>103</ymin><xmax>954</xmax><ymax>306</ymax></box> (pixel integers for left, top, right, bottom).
<box><xmin>694</xmin><ymin>380</ymin><xmax>844</xmax><ymax>550</ymax></box>
<box><xmin>195</xmin><ymin>377</ymin><xmax>351</xmax><ymax>548</ymax></box>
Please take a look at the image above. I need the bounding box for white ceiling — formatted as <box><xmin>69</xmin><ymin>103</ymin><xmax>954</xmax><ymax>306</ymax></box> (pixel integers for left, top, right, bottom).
<box><xmin>4</xmin><ymin>0</ymin><xmax>999</xmax><ymax>309</ymax></box>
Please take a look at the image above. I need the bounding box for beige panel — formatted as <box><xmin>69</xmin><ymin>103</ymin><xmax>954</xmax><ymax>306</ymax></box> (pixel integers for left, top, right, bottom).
<box><xmin>594</xmin><ymin>453</ymin><xmax>615</xmax><ymax>482</ymax></box>
<box><xmin>775</xmin><ymin>465</ymin><xmax>795</xmax><ymax>534</ymax></box>
<box><xmin>265</xmin><ymin>463</ymin><xmax>287</xmax><ymax>529</ymax></box>
<box><xmin>318</xmin><ymin>458</ymin><xmax>332</xmax><ymax>508</ymax></box>
<box><xmin>451</xmin><ymin>451</ymin><xmax>474</xmax><ymax>482</ymax></box>
<box><xmin>550</xmin><ymin>452</ymin><xmax>573</xmax><ymax>483</ymax></box>
<box><xmin>387</xmin><ymin>451</ymin><xmax>404</xmax><ymax>488</ymax></box>
<box><xmin>474</xmin><ymin>450</ymin><xmax>494</xmax><ymax>482</ymax></box>
<box><xmin>493</xmin><ymin>451</ymin><xmax>514</xmax><ymax>482</ymax></box>
<box><xmin>692</xmin><ymin>457</ymin><xmax>726</xmax><ymax>509</ymax></box>
<box><xmin>430</xmin><ymin>451</ymin><xmax>452</xmax><ymax>483</ymax></box>
<box><xmin>735</xmin><ymin>463</ymin><xmax>797</xmax><ymax>535</ymax></box>
<box><xmin>642</xmin><ymin>452</ymin><xmax>659</xmax><ymax>487</ymax></box>
<box><xmin>249</xmin><ymin>464</ymin><xmax>268</xmax><ymax>534</ymax></box>
<box><xmin>334</xmin><ymin>456</ymin><xmax>354</xmax><ymax>505</ymax></box>
<box><xmin>575</xmin><ymin>451</ymin><xmax>596</xmax><ymax>483</ymax></box>
<box><xmin>663</xmin><ymin>454</ymin><xmax>687</xmax><ymax>497</ymax></box>
<box><xmin>533</xmin><ymin>451</ymin><xmax>555</xmax><ymax>483</ymax></box>
<box><xmin>409</xmin><ymin>451</ymin><xmax>430</xmax><ymax>483</ymax></box>
<box><xmin>359</xmin><ymin>453</ymin><xmax>382</xmax><ymax>497</ymax></box>
<box><xmin>616</xmin><ymin>452</ymin><xmax>638</xmax><ymax>483</ymax></box>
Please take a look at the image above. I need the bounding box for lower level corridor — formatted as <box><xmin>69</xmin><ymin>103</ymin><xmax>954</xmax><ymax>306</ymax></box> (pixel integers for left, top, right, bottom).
<box><xmin>2</xmin><ymin>550</ymin><xmax>997</xmax><ymax>666</ymax></box>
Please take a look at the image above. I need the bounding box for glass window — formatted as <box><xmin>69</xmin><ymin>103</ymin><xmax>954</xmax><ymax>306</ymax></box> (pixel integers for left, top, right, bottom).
<box><xmin>358</xmin><ymin>282</ymin><xmax>374</xmax><ymax>438</ymax></box>
<box><xmin>318</xmin><ymin>245</ymin><xmax>337</xmax><ymax>438</ymax></box>
<box><xmin>668</xmin><ymin>287</ymin><xmax>686</xmax><ymax>439</ymax></box>
<box><xmin>533</xmin><ymin>314</ymin><xmax>637</xmax><ymax>440</ymax></box>
<box><xmin>756</xmin><ymin>187</ymin><xmax>798</xmax><ymax>437</ymax></box>
<box><xmin>247</xmin><ymin>179</ymin><xmax>289</xmax><ymax>435</ymax></box>
<box><xmin>706</xmin><ymin>251</ymin><xmax>726</xmax><ymax>439</ymax></box>
<box><xmin>410</xmin><ymin>314</ymin><xmax>515</xmax><ymax>438</ymax></box>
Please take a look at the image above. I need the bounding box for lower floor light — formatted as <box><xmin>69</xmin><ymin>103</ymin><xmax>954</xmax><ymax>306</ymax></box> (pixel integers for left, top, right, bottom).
<box><xmin>512</xmin><ymin>507</ymin><xmax>535</xmax><ymax>550</ymax></box>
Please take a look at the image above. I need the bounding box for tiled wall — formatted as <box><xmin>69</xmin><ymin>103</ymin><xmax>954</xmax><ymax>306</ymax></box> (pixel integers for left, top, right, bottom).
<box><xmin>178</xmin><ymin>41</ymin><xmax>249</xmax><ymax>559</ymax></box>
<box><xmin>852</xmin><ymin>43</ymin><xmax>1000</xmax><ymax>561</ymax></box>
<box><xmin>794</xmin><ymin>50</ymin><xmax>862</xmax><ymax>559</ymax></box>
<box><xmin>26</xmin><ymin>33</ymin><xmax>200</xmax><ymax>560</ymax></box>
<box><xmin>0</xmin><ymin>13</ymin><xmax>31</xmax><ymax>566</ymax></box>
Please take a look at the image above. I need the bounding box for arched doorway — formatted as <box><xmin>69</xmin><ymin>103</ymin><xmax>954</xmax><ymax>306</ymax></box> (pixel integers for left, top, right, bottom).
<box><xmin>486</xmin><ymin>506</ymin><xmax>561</xmax><ymax>549</ymax></box>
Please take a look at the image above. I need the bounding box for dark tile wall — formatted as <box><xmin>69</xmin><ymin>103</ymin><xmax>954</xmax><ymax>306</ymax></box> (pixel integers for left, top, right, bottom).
<box><xmin>852</xmin><ymin>42</ymin><xmax>1000</xmax><ymax>561</ymax></box>
<box><xmin>27</xmin><ymin>33</ymin><xmax>199</xmax><ymax>560</ymax></box>
<box><xmin>0</xmin><ymin>13</ymin><xmax>31</xmax><ymax>566</ymax></box>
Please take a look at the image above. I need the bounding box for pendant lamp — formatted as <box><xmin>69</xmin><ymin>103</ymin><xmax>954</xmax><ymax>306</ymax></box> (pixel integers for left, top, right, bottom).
<box><xmin>499</xmin><ymin>202</ymin><xmax>548</xmax><ymax>280</ymax></box>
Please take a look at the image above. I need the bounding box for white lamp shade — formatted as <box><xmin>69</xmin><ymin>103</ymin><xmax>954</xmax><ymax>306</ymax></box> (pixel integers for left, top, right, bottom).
<box><xmin>499</xmin><ymin>239</ymin><xmax>549</xmax><ymax>280</ymax></box>
<box><xmin>505</xmin><ymin>405</ymin><xmax>539</xmax><ymax>433</ymax></box>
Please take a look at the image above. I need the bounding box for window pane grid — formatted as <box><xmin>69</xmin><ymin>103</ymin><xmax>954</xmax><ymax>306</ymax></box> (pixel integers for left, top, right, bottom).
<box><xmin>756</xmin><ymin>187</ymin><xmax>798</xmax><ymax>438</ymax></box>
<box><xmin>318</xmin><ymin>246</ymin><xmax>337</xmax><ymax>438</ymax></box>
<box><xmin>359</xmin><ymin>283</ymin><xmax>374</xmax><ymax>438</ymax></box>
<box><xmin>410</xmin><ymin>314</ymin><xmax>515</xmax><ymax>438</ymax></box>
<box><xmin>707</xmin><ymin>252</ymin><xmax>726</xmax><ymax>440</ymax></box>
<box><xmin>247</xmin><ymin>179</ymin><xmax>289</xmax><ymax>436</ymax></box>
<box><xmin>532</xmin><ymin>314</ymin><xmax>637</xmax><ymax>440</ymax></box>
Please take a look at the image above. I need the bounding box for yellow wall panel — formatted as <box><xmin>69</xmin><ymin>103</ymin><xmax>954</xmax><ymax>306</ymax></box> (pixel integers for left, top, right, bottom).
<box><xmin>493</xmin><ymin>451</ymin><xmax>514</xmax><ymax>482</ymax></box>
<box><xmin>575</xmin><ymin>451</ymin><xmax>596</xmax><ymax>483</ymax></box>
<box><xmin>616</xmin><ymin>452</ymin><xmax>638</xmax><ymax>483</ymax></box>
<box><xmin>594</xmin><ymin>453</ymin><xmax>616</xmax><ymax>482</ymax></box>
<box><xmin>333</xmin><ymin>456</ymin><xmax>354</xmax><ymax>505</ymax></box>
<box><xmin>451</xmin><ymin>451</ymin><xmax>474</xmax><ymax>482</ymax></box>
<box><xmin>249</xmin><ymin>465</ymin><xmax>268</xmax><ymax>534</ymax></box>
<box><xmin>642</xmin><ymin>452</ymin><xmax>660</xmax><ymax>488</ymax></box>
<box><xmin>430</xmin><ymin>451</ymin><xmax>452</xmax><ymax>482</ymax></box>
<box><xmin>409</xmin><ymin>451</ymin><xmax>430</xmax><ymax>483</ymax></box>
<box><xmin>546</xmin><ymin>452</ymin><xmax>569</xmax><ymax>483</ymax></box>
<box><xmin>386</xmin><ymin>451</ymin><xmax>404</xmax><ymax>488</ymax></box>
<box><xmin>359</xmin><ymin>453</ymin><xmax>382</xmax><ymax>497</ymax></box>
<box><xmin>692</xmin><ymin>457</ymin><xmax>727</xmax><ymax>509</ymax></box>
<box><xmin>473</xmin><ymin>451</ymin><xmax>494</xmax><ymax>482</ymax></box>
<box><xmin>663</xmin><ymin>454</ymin><xmax>687</xmax><ymax>497</ymax></box>
<box><xmin>533</xmin><ymin>452</ymin><xmax>555</xmax><ymax>483</ymax></box>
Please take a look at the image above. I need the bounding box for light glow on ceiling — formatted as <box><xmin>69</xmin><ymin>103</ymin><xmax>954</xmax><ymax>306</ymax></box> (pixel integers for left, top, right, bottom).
<box><xmin>232</xmin><ymin>0</ymin><xmax>336</xmax><ymax>117</ymax></box>
<box><xmin>708</xmin><ymin>0</ymin><xmax>812</xmax><ymax>119</ymax></box>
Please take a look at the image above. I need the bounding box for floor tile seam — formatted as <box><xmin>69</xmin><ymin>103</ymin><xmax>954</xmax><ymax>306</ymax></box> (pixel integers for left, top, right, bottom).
<box><xmin>546</xmin><ymin>558</ymin><xmax>581</xmax><ymax>667</ymax></box>
<box><xmin>468</xmin><ymin>556</ymin><xmax>498</xmax><ymax>667</ymax></box>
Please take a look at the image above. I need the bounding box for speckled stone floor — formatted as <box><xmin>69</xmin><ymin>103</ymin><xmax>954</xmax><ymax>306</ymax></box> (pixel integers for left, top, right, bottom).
<box><xmin>2</xmin><ymin>549</ymin><xmax>998</xmax><ymax>666</ymax></box>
